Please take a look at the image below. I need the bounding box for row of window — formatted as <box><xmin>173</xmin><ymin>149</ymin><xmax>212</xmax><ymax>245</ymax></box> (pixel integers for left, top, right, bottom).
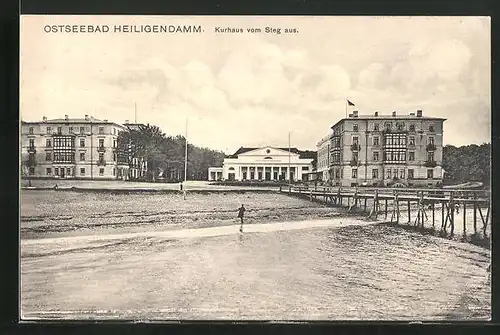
<box><xmin>43</xmin><ymin>152</ymin><xmax>118</xmax><ymax>162</ymax></box>
<box><xmin>333</xmin><ymin>151</ymin><xmax>435</xmax><ymax>163</ymax></box>
<box><xmin>351</xmin><ymin>122</ymin><xmax>436</xmax><ymax>132</ymax></box>
<box><xmin>350</xmin><ymin>168</ymin><xmax>434</xmax><ymax>179</ymax></box>
<box><xmin>43</xmin><ymin>167</ymin><xmax>110</xmax><ymax>176</ymax></box>
<box><xmin>350</xmin><ymin>135</ymin><xmax>434</xmax><ymax>146</ymax></box>
<box><xmin>32</xmin><ymin>138</ymin><xmax>117</xmax><ymax>148</ymax></box>
<box><xmin>28</xmin><ymin>126</ymin><xmax>120</xmax><ymax>135</ymax></box>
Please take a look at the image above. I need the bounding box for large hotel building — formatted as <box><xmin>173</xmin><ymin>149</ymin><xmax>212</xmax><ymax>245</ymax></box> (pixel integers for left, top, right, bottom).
<box><xmin>20</xmin><ymin>115</ymin><xmax>147</xmax><ymax>180</ymax></box>
<box><xmin>316</xmin><ymin>110</ymin><xmax>446</xmax><ymax>187</ymax></box>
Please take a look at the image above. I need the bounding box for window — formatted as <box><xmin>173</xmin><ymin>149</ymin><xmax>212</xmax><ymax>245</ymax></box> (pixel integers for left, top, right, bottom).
<box><xmin>66</xmin><ymin>168</ymin><xmax>71</xmax><ymax>176</ymax></box>
<box><xmin>55</xmin><ymin>168</ymin><xmax>59</xmax><ymax>176</ymax></box>
<box><xmin>352</xmin><ymin>136</ymin><xmax>359</xmax><ymax>145</ymax></box>
<box><xmin>373</xmin><ymin>151</ymin><xmax>379</xmax><ymax>161</ymax></box>
<box><xmin>80</xmin><ymin>126</ymin><xmax>85</xmax><ymax>134</ymax></box>
<box><xmin>80</xmin><ymin>168</ymin><xmax>85</xmax><ymax>175</ymax></box>
<box><xmin>429</xmin><ymin>124</ymin><xmax>435</xmax><ymax>132</ymax></box>
<box><xmin>400</xmin><ymin>169</ymin><xmax>405</xmax><ymax>179</ymax></box>
<box><xmin>386</xmin><ymin>169</ymin><xmax>391</xmax><ymax>179</ymax></box>
<box><xmin>45</xmin><ymin>152</ymin><xmax>52</xmax><ymax>161</ymax></box>
<box><xmin>352</xmin><ymin>168</ymin><xmax>357</xmax><ymax>178</ymax></box>
<box><xmin>28</xmin><ymin>127</ymin><xmax>34</xmax><ymax>134</ymax></box>
<box><xmin>57</xmin><ymin>127</ymin><xmax>62</xmax><ymax>134</ymax></box>
<box><xmin>69</xmin><ymin>127</ymin><xmax>74</xmax><ymax>134</ymax></box>
<box><xmin>385</xmin><ymin>122</ymin><xmax>392</xmax><ymax>130</ymax></box>
<box><xmin>408</xmin><ymin>169</ymin><xmax>414</xmax><ymax>179</ymax></box>
<box><xmin>29</xmin><ymin>139</ymin><xmax>35</xmax><ymax>148</ymax></box>
<box><xmin>29</xmin><ymin>167</ymin><xmax>35</xmax><ymax>175</ymax></box>
<box><xmin>46</xmin><ymin>139</ymin><xmax>51</xmax><ymax>147</ymax></box>
<box><xmin>409</xmin><ymin>124</ymin><xmax>415</xmax><ymax>132</ymax></box>
<box><xmin>427</xmin><ymin>169</ymin><xmax>434</xmax><ymax>179</ymax></box>
<box><xmin>409</xmin><ymin>136</ymin><xmax>415</xmax><ymax>146</ymax></box>
<box><xmin>99</xmin><ymin>153</ymin><xmax>104</xmax><ymax>161</ymax></box>
<box><xmin>428</xmin><ymin>136</ymin><xmax>434</xmax><ymax>145</ymax></box>
<box><xmin>113</xmin><ymin>140</ymin><xmax>117</xmax><ymax>148</ymax></box>
<box><xmin>373</xmin><ymin>136</ymin><xmax>379</xmax><ymax>146</ymax></box>
<box><xmin>353</xmin><ymin>124</ymin><xmax>359</xmax><ymax>132</ymax></box>
<box><xmin>80</xmin><ymin>138</ymin><xmax>85</xmax><ymax>147</ymax></box>
<box><xmin>99</xmin><ymin>127</ymin><xmax>104</xmax><ymax>134</ymax></box>
<box><xmin>396</xmin><ymin>122</ymin><xmax>405</xmax><ymax>131</ymax></box>
<box><xmin>373</xmin><ymin>123</ymin><xmax>379</xmax><ymax>131</ymax></box>
<box><xmin>99</xmin><ymin>168</ymin><xmax>104</xmax><ymax>176</ymax></box>
<box><xmin>113</xmin><ymin>153</ymin><xmax>117</xmax><ymax>161</ymax></box>
<box><xmin>99</xmin><ymin>139</ymin><xmax>104</xmax><ymax>148</ymax></box>
<box><xmin>427</xmin><ymin>152</ymin><xmax>434</xmax><ymax>161</ymax></box>
<box><xmin>409</xmin><ymin>152</ymin><xmax>415</xmax><ymax>161</ymax></box>
<box><xmin>46</xmin><ymin>168</ymin><xmax>51</xmax><ymax>175</ymax></box>
<box><xmin>47</xmin><ymin>127</ymin><xmax>52</xmax><ymax>134</ymax></box>
<box><xmin>80</xmin><ymin>152</ymin><xmax>85</xmax><ymax>161</ymax></box>
<box><xmin>372</xmin><ymin>168</ymin><xmax>379</xmax><ymax>179</ymax></box>
<box><xmin>113</xmin><ymin>168</ymin><xmax>116</xmax><ymax>176</ymax></box>
<box><xmin>302</xmin><ymin>166</ymin><xmax>309</xmax><ymax>171</ymax></box>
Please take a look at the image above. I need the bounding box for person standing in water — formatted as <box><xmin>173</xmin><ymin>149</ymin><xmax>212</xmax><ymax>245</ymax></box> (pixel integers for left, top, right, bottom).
<box><xmin>237</xmin><ymin>204</ymin><xmax>246</xmax><ymax>232</ymax></box>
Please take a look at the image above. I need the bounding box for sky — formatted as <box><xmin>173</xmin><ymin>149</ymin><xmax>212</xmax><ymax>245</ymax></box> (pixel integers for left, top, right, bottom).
<box><xmin>20</xmin><ymin>16</ymin><xmax>491</xmax><ymax>154</ymax></box>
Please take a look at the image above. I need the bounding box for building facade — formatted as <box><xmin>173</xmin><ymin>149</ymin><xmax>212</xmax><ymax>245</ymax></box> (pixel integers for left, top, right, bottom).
<box><xmin>321</xmin><ymin>109</ymin><xmax>445</xmax><ymax>187</ymax></box>
<box><xmin>208</xmin><ymin>146</ymin><xmax>314</xmax><ymax>182</ymax></box>
<box><xmin>316</xmin><ymin>134</ymin><xmax>332</xmax><ymax>181</ymax></box>
<box><xmin>20</xmin><ymin>115</ymin><xmax>143</xmax><ymax>180</ymax></box>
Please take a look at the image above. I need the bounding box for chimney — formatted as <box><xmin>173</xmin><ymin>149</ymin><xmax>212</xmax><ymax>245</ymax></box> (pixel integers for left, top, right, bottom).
<box><xmin>416</xmin><ymin>110</ymin><xmax>423</xmax><ymax>117</ymax></box>
<box><xmin>374</xmin><ymin>111</ymin><xmax>378</xmax><ymax>117</ymax></box>
<box><xmin>125</xmin><ymin>119</ymin><xmax>129</xmax><ymax>124</ymax></box>
<box><xmin>64</xmin><ymin>114</ymin><xmax>69</xmax><ymax>120</ymax></box>
<box><xmin>42</xmin><ymin>116</ymin><xmax>47</xmax><ymax>122</ymax></box>
<box><xmin>353</xmin><ymin>111</ymin><xmax>358</xmax><ymax>117</ymax></box>
<box><xmin>410</xmin><ymin>112</ymin><xmax>415</xmax><ymax>116</ymax></box>
<box><xmin>85</xmin><ymin>114</ymin><xmax>89</xmax><ymax>121</ymax></box>
<box><xmin>392</xmin><ymin>111</ymin><xmax>397</xmax><ymax>117</ymax></box>
<box><xmin>104</xmin><ymin>119</ymin><xmax>108</xmax><ymax>122</ymax></box>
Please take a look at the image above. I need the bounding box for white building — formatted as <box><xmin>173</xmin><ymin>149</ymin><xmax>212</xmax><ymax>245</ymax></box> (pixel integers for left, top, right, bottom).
<box><xmin>208</xmin><ymin>146</ymin><xmax>315</xmax><ymax>182</ymax></box>
<box><xmin>316</xmin><ymin>134</ymin><xmax>332</xmax><ymax>182</ymax></box>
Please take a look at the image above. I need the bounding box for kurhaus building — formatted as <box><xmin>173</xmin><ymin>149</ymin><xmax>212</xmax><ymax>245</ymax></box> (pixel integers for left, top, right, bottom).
<box><xmin>316</xmin><ymin>110</ymin><xmax>446</xmax><ymax>187</ymax></box>
<box><xmin>208</xmin><ymin>146</ymin><xmax>315</xmax><ymax>182</ymax></box>
<box><xmin>20</xmin><ymin>115</ymin><xmax>147</xmax><ymax>180</ymax></box>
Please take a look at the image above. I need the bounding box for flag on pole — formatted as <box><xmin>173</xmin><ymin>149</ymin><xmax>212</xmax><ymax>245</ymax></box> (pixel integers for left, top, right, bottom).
<box><xmin>347</xmin><ymin>99</ymin><xmax>355</xmax><ymax>106</ymax></box>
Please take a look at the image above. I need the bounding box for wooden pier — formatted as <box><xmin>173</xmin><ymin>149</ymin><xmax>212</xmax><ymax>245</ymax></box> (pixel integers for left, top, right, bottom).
<box><xmin>280</xmin><ymin>185</ymin><xmax>491</xmax><ymax>240</ymax></box>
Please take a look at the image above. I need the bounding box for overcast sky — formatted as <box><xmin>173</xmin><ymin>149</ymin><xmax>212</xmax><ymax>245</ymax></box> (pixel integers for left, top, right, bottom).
<box><xmin>20</xmin><ymin>16</ymin><xmax>490</xmax><ymax>154</ymax></box>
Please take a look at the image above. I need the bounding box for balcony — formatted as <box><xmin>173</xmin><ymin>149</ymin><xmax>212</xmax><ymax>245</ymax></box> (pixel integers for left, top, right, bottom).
<box><xmin>350</xmin><ymin>159</ymin><xmax>359</xmax><ymax>166</ymax></box>
<box><xmin>426</xmin><ymin>143</ymin><xmax>437</xmax><ymax>151</ymax></box>
<box><xmin>350</xmin><ymin>144</ymin><xmax>361</xmax><ymax>151</ymax></box>
<box><xmin>424</xmin><ymin>160</ymin><xmax>437</xmax><ymax>168</ymax></box>
<box><xmin>28</xmin><ymin>146</ymin><xmax>36</xmax><ymax>153</ymax></box>
<box><xmin>97</xmin><ymin>146</ymin><xmax>106</xmax><ymax>153</ymax></box>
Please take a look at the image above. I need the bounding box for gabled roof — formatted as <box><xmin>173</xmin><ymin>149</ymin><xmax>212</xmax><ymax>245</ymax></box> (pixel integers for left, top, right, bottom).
<box><xmin>227</xmin><ymin>147</ymin><xmax>316</xmax><ymax>159</ymax></box>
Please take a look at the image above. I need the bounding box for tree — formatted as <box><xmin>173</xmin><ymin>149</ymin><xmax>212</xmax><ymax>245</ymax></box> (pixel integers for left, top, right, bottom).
<box><xmin>118</xmin><ymin>123</ymin><xmax>226</xmax><ymax>183</ymax></box>
<box><xmin>443</xmin><ymin>143</ymin><xmax>491</xmax><ymax>187</ymax></box>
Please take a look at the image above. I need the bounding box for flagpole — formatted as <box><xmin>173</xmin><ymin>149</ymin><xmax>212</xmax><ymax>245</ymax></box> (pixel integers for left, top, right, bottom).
<box><xmin>288</xmin><ymin>132</ymin><xmax>291</xmax><ymax>185</ymax></box>
<box><xmin>345</xmin><ymin>97</ymin><xmax>348</xmax><ymax>118</ymax></box>
<box><xmin>183</xmin><ymin>118</ymin><xmax>188</xmax><ymax>200</ymax></box>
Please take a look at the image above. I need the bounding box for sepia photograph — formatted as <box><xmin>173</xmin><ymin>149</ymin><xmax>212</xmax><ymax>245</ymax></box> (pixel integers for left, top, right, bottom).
<box><xmin>20</xmin><ymin>15</ymin><xmax>491</xmax><ymax>321</ymax></box>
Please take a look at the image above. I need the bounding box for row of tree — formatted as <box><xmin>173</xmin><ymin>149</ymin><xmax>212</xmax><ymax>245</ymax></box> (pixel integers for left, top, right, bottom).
<box><xmin>118</xmin><ymin>124</ymin><xmax>225</xmax><ymax>182</ymax></box>
<box><xmin>442</xmin><ymin>143</ymin><xmax>491</xmax><ymax>187</ymax></box>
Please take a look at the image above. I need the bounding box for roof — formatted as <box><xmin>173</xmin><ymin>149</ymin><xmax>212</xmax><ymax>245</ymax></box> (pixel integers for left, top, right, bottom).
<box><xmin>227</xmin><ymin>147</ymin><xmax>317</xmax><ymax>159</ymax></box>
<box><xmin>331</xmin><ymin>115</ymin><xmax>447</xmax><ymax>129</ymax></box>
<box><xmin>21</xmin><ymin>117</ymin><xmax>124</xmax><ymax>125</ymax></box>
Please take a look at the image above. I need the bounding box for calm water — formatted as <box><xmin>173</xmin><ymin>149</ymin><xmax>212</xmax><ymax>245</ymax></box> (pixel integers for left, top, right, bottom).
<box><xmin>21</xmin><ymin>220</ymin><xmax>490</xmax><ymax>320</ymax></box>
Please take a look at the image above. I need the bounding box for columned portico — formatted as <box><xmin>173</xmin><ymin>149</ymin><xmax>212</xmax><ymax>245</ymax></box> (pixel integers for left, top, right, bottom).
<box><xmin>208</xmin><ymin>146</ymin><xmax>314</xmax><ymax>182</ymax></box>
